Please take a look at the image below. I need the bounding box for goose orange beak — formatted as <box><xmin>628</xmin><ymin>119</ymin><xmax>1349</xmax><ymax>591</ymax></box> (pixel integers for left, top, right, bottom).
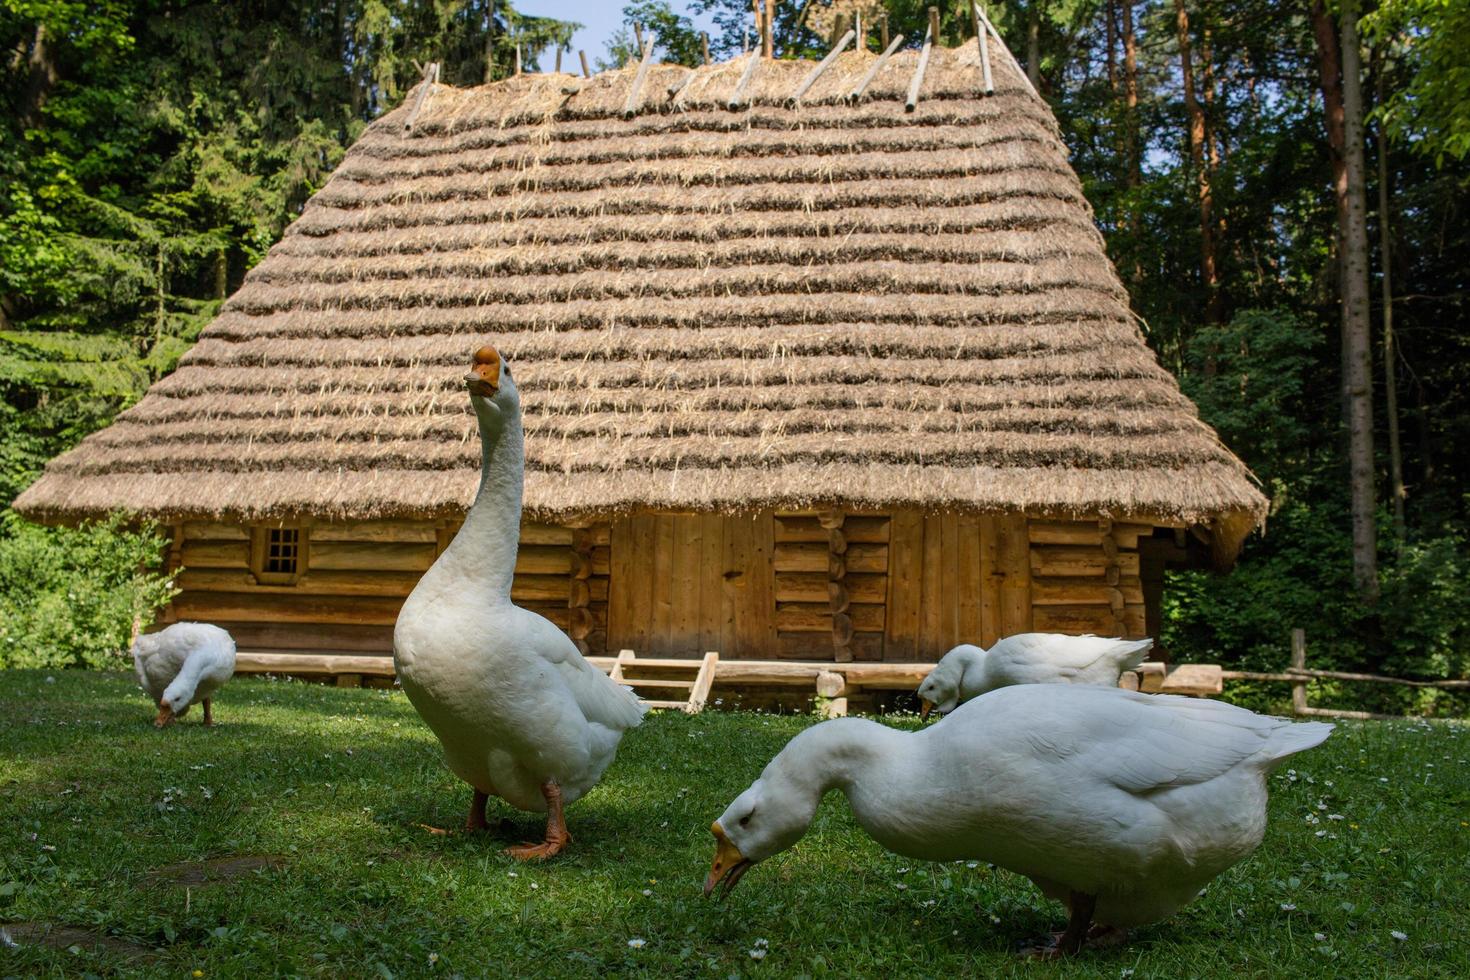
<box><xmin>465</xmin><ymin>345</ymin><xmax>501</xmax><ymax>396</ymax></box>
<box><xmin>704</xmin><ymin>821</ymin><xmax>752</xmax><ymax>899</ymax></box>
<box><xmin>919</xmin><ymin>698</ymin><xmax>935</xmax><ymax>721</ymax></box>
<box><xmin>154</xmin><ymin>702</ymin><xmax>175</xmax><ymax>728</ymax></box>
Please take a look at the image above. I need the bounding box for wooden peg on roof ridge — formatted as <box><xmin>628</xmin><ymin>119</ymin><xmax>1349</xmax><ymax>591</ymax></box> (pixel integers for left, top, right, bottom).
<box><xmin>851</xmin><ymin>31</ymin><xmax>904</xmax><ymax>100</ymax></box>
<box><xmin>880</xmin><ymin>11</ymin><xmax>889</xmax><ymax>50</ymax></box>
<box><xmin>973</xmin><ymin>3</ymin><xmax>994</xmax><ymax>94</ymax></box>
<box><xmin>579</xmin><ymin>49</ymin><xmax>590</xmax><ymax>77</ymax></box>
<box><xmin>907</xmin><ymin>10</ymin><xmax>938</xmax><ymax>113</ymax></box>
<box><xmin>792</xmin><ymin>27</ymin><xmax>855</xmax><ymax>105</ymax></box>
<box><xmin>701</xmin><ymin>31</ymin><xmax>710</xmax><ymax>65</ymax></box>
<box><xmin>633</xmin><ymin>21</ymin><xmax>644</xmax><ymax>52</ymax></box>
<box><xmin>555</xmin><ymin>47</ymin><xmax>562</xmax><ymax>73</ymax></box>
<box><xmin>623</xmin><ymin>32</ymin><xmax>657</xmax><ymax>117</ymax></box>
<box><xmin>514</xmin><ymin>42</ymin><xmax>522</xmax><ymax>75</ymax></box>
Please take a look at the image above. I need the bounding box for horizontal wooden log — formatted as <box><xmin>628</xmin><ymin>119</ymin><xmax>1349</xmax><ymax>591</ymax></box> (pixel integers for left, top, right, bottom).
<box><xmin>1027</xmin><ymin>520</ymin><xmax>1150</xmax><ymax>548</ymax></box>
<box><xmin>1030</xmin><ymin>604</ymin><xmax>1120</xmax><ymax>635</ymax></box>
<box><xmin>310</xmin><ymin>541</ymin><xmax>436</xmax><ymax>572</ymax></box>
<box><xmin>1124</xmin><ymin>603</ymin><xmax>1146</xmax><ymax>636</ymax></box>
<box><xmin>1285</xmin><ymin>667</ymin><xmax>1470</xmax><ymax>689</ymax></box>
<box><xmin>520</xmin><ymin>523</ymin><xmax>574</xmax><ymax>546</ymax></box>
<box><xmin>774</xmin><ymin>541</ymin><xmax>889</xmax><ymax>574</ymax></box>
<box><xmin>310</xmin><ymin>521</ymin><xmax>437</xmax><ymax>544</ymax></box>
<box><xmin>774</xmin><ymin>514</ymin><xmax>890</xmax><ymax>543</ymax></box>
<box><xmin>236</xmin><ymin>651</ymin><xmax>396</xmax><ymax>676</ymax></box>
<box><xmin>777</xmin><ymin>631</ymin><xmax>883</xmax><ymax>661</ymax></box>
<box><xmin>1029</xmin><ymin>546</ymin><xmax>1140</xmax><ymax>578</ymax></box>
<box><xmin>1030</xmin><ymin>576</ymin><xmax>1144</xmax><ymax>606</ymax></box>
<box><xmin>172</xmin><ymin>591</ymin><xmax>404</xmax><ymax>627</ymax></box>
<box><xmin>176</xmin><ymin>567</ymin><xmax>421</xmax><ymax>597</ymax></box>
<box><xmin>515</xmin><ymin>544</ymin><xmax>572</xmax><ymax>575</ymax></box>
<box><xmin>179</xmin><ymin>540</ymin><xmax>250</xmax><ymax>569</ymax></box>
<box><xmin>510</xmin><ymin>574</ymin><xmax>570</xmax><ymax>602</ymax></box>
<box><xmin>588</xmin><ymin>656</ymin><xmax>934</xmax><ymax>688</ymax></box>
<box><xmin>181</xmin><ymin>522</ymin><xmax>248</xmax><ymax>541</ymax></box>
<box><xmin>776</xmin><ymin>602</ymin><xmax>885</xmax><ymax>632</ymax></box>
<box><xmin>775</xmin><ymin>572</ymin><xmax>886</xmax><ymax>604</ymax></box>
<box><xmin>212</xmin><ymin>622</ymin><xmax>394</xmax><ymax>653</ymax></box>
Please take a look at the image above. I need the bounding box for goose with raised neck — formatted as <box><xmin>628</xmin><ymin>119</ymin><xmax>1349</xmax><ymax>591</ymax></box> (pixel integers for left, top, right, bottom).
<box><xmin>393</xmin><ymin>345</ymin><xmax>645</xmax><ymax>859</ymax></box>
<box><xmin>706</xmin><ymin>684</ymin><xmax>1332</xmax><ymax>956</ymax></box>
<box><xmin>917</xmin><ymin>633</ymin><xmax>1154</xmax><ymax>719</ymax></box>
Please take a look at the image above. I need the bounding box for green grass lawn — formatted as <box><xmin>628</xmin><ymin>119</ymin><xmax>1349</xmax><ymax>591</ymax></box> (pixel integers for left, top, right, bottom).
<box><xmin>1</xmin><ymin>671</ymin><xmax>1467</xmax><ymax>978</ymax></box>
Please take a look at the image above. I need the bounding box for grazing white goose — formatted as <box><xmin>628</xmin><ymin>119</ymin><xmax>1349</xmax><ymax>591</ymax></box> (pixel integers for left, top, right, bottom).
<box><xmin>705</xmin><ymin>684</ymin><xmax>1332</xmax><ymax>956</ymax></box>
<box><xmin>917</xmin><ymin>633</ymin><xmax>1153</xmax><ymax>719</ymax></box>
<box><xmin>132</xmin><ymin>622</ymin><xmax>236</xmax><ymax>728</ymax></box>
<box><xmin>393</xmin><ymin>345</ymin><xmax>645</xmax><ymax>859</ymax></box>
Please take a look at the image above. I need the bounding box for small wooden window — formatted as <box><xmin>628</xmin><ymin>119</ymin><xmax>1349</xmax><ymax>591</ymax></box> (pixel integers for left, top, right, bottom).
<box><xmin>251</xmin><ymin>524</ymin><xmax>308</xmax><ymax>585</ymax></box>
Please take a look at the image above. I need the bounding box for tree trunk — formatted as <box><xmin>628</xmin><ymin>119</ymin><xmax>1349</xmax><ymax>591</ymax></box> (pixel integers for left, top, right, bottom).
<box><xmin>485</xmin><ymin>0</ymin><xmax>497</xmax><ymax>84</ymax></box>
<box><xmin>1105</xmin><ymin>0</ymin><xmax>1117</xmax><ymax>93</ymax></box>
<box><xmin>1175</xmin><ymin>0</ymin><xmax>1221</xmax><ymax>326</ymax></box>
<box><xmin>1027</xmin><ymin>2</ymin><xmax>1041</xmax><ymax>92</ymax></box>
<box><xmin>1312</xmin><ymin>0</ymin><xmax>1378</xmax><ymax>600</ymax></box>
<box><xmin>1376</xmin><ymin>63</ymin><xmax>1405</xmax><ymax>548</ymax></box>
<box><xmin>1122</xmin><ymin>2</ymin><xmax>1139</xmax><ymax>189</ymax></box>
<box><xmin>21</xmin><ymin>22</ymin><xmax>59</xmax><ymax>129</ymax></box>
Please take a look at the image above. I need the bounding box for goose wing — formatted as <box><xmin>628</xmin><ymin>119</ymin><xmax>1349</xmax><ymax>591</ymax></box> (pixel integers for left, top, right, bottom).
<box><xmin>988</xmin><ymin>633</ymin><xmax>1151</xmax><ymax>687</ymax></box>
<box><xmin>1092</xmin><ymin>692</ymin><xmax>1332</xmax><ymax>793</ymax></box>
<box><xmin>521</xmin><ymin>611</ymin><xmax>646</xmax><ymax>732</ymax></box>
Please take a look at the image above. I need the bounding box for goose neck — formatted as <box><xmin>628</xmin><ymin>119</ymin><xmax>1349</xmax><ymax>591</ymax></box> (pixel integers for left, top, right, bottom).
<box><xmin>440</xmin><ymin>402</ymin><xmax>523</xmax><ymax>598</ymax></box>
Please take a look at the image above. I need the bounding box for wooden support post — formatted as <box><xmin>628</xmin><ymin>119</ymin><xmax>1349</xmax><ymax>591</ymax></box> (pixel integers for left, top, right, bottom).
<box><xmin>335</xmin><ymin>673</ymin><xmax>362</xmax><ymax>689</ymax></box>
<box><xmin>579</xmin><ymin>50</ymin><xmax>590</xmax><ymax>77</ymax></box>
<box><xmin>729</xmin><ymin>50</ymin><xmax>761</xmax><ymax>108</ymax></box>
<box><xmin>623</xmin><ymin>32</ymin><xmax>656</xmax><ymax>117</ymax></box>
<box><xmin>973</xmin><ymin>3</ymin><xmax>993</xmax><ymax>94</ymax></box>
<box><xmin>906</xmin><ymin>9</ymin><xmax>938</xmax><ymax>112</ymax></box>
<box><xmin>1290</xmin><ymin>628</ymin><xmax>1308</xmax><ymax>715</ymax></box>
<box><xmin>974</xmin><ymin>2</ymin><xmax>1041</xmax><ymax>101</ymax></box>
<box><xmin>609</xmin><ymin>649</ymin><xmax>634</xmax><ymax>684</ymax></box>
<box><xmin>688</xmin><ymin>651</ymin><xmax>719</xmax><ymax>712</ymax></box>
<box><xmin>402</xmin><ymin>62</ymin><xmax>440</xmax><ymax>132</ymax></box>
<box><xmin>815</xmin><ymin>669</ymin><xmax>849</xmax><ymax>718</ymax></box>
<box><xmin>852</xmin><ymin>31</ymin><xmax>904</xmax><ymax>100</ymax></box>
<box><xmin>820</xmin><ymin>511</ymin><xmax>853</xmax><ymax>662</ymax></box>
<box><xmin>792</xmin><ymin>28</ymin><xmax>854</xmax><ymax>104</ymax></box>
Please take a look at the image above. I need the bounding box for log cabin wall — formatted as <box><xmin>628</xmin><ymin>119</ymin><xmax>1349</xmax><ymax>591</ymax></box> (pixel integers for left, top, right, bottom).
<box><xmin>163</xmin><ymin>519</ymin><xmax>608</xmax><ymax>654</ymax></box>
<box><xmin>160</xmin><ymin>511</ymin><xmax>1155</xmax><ymax>659</ymax></box>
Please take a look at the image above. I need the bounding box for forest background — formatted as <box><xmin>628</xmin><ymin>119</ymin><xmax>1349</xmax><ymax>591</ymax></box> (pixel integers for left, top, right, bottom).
<box><xmin>2</xmin><ymin>1</ymin><xmax>1467</xmax><ymax>712</ymax></box>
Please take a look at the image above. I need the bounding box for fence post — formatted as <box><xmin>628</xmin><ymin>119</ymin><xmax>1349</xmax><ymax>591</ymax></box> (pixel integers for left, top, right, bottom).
<box><xmin>1290</xmin><ymin>628</ymin><xmax>1308</xmax><ymax>715</ymax></box>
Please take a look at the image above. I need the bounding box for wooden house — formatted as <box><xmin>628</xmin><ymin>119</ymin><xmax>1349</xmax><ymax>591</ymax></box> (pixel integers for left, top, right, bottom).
<box><xmin>15</xmin><ymin>42</ymin><xmax>1266</xmax><ymax>669</ymax></box>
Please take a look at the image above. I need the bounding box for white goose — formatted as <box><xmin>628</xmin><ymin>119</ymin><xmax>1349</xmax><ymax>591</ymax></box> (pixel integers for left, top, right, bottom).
<box><xmin>706</xmin><ymin>684</ymin><xmax>1332</xmax><ymax>956</ymax></box>
<box><xmin>394</xmin><ymin>345</ymin><xmax>645</xmax><ymax>859</ymax></box>
<box><xmin>917</xmin><ymin>633</ymin><xmax>1153</xmax><ymax>719</ymax></box>
<box><xmin>132</xmin><ymin>622</ymin><xmax>236</xmax><ymax>727</ymax></box>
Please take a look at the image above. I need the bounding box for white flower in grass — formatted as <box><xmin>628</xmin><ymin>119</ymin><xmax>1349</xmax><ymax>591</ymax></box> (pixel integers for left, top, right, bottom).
<box><xmin>1391</xmin><ymin>930</ymin><xmax>1407</xmax><ymax>941</ymax></box>
<box><xmin>642</xmin><ymin>889</ymin><xmax>652</xmax><ymax>897</ymax></box>
<box><xmin>627</xmin><ymin>938</ymin><xmax>647</xmax><ymax>949</ymax></box>
<box><xmin>1314</xmin><ymin>933</ymin><xmax>1326</xmax><ymax>941</ymax></box>
<box><xmin>1315</xmin><ymin>830</ymin><xmax>1327</xmax><ymax>837</ymax></box>
<box><xmin>1280</xmin><ymin>903</ymin><xmax>1296</xmax><ymax>911</ymax></box>
<box><xmin>749</xmin><ymin>948</ymin><xmax>767</xmax><ymax>960</ymax></box>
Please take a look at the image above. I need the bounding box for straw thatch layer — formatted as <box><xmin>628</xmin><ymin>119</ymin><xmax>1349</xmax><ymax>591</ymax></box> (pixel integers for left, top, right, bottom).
<box><xmin>16</xmin><ymin>43</ymin><xmax>1265</xmax><ymax>556</ymax></box>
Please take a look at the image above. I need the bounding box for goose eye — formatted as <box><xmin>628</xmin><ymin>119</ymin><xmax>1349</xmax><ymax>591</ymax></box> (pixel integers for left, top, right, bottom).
<box><xmin>739</xmin><ymin>813</ymin><xmax>752</xmax><ymax>827</ymax></box>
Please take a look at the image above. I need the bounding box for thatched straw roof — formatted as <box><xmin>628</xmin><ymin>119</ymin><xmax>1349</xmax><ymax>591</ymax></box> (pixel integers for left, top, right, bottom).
<box><xmin>16</xmin><ymin>42</ymin><xmax>1267</xmax><ymax>557</ymax></box>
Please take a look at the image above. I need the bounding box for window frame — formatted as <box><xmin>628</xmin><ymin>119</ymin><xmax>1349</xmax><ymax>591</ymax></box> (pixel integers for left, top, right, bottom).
<box><xmin>249</xmin><ymin>523</ymin><xmax>309</xmax><ymax>586</ymax></box>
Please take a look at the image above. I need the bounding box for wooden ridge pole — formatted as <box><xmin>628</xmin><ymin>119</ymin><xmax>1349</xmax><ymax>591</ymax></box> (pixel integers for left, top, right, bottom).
<box><xmin>402</xmin><ymin>62</ymin><xmax>440</xmax><ymax>133</ymax></box>
<box><xmin>975</xmin><ymin>2</ymin><xmax>1040</xmax><ymax>100</ymax></box>
<box><xmin>729</xmin><ymin>49</ymin><xmax>761</xmax><ymax>108</ymax></box>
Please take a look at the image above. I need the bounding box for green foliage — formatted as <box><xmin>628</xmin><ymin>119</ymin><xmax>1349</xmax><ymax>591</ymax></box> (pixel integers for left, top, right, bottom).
<box><xmin>0</xmin><ymin>513</ymin><xmax>176</xmax><ymax>670</ymax></box>
<box><xmin>1364</xmin><ymin>0</ymin><xmax>1470</xmax><ymax>162</ymax></box>
<box><xmin>602</xmin><ymin>3</ymin><xmax>707</xmax><ymax>70</ymax></box>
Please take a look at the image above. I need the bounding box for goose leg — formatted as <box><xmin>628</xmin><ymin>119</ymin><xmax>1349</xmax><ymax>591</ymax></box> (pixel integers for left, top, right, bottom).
<box><xmin>202</xmin><ymin>698</ymin><xmax>214</xmax><ymax>727</ymax></box>
<box><xmin>504</xmin><ymin>780</ymin><xmax>572</xmax><ymax>861</ymax></box>
<box><xmin>1055</xmin><ymin>891</ymin><xmax>1096</xmax><ymax>955</ymax></box>
<box><xmin>1020</xmin><ymin>890</ymin><xmax>1096</xmax><ymax>959</ymax></box>
<box><xmin>465</xmin><ymin>789</ymin><xmax>490</xmax><ymax>832</ymax></box>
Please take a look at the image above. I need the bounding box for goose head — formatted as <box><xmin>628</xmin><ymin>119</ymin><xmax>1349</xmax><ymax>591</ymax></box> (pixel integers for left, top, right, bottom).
<box><xmin>704</xmin><ymin>770</ymin><xmax>818</xmax><ymax>899</ymax></box>
<box><xmin>464</xmin><ymin>344</ymin><xmax>520</xmax><ymax>431</ymax></box>
<box><xmin>918</xmin><ymin>644</ymin><xmax>982</xmax><ymax>719</ymax></box>
<box><xmin>155</xmin><ymin>677</ymin><xmax>194</xmax><ymax>728</ymax></box>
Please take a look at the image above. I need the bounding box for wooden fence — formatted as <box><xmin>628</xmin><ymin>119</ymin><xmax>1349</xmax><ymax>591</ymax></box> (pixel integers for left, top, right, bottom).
<box><xmin>1220</xmin><ymin>628</ymin><xmax>1470</xmax><ymax>720</ymax></box>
